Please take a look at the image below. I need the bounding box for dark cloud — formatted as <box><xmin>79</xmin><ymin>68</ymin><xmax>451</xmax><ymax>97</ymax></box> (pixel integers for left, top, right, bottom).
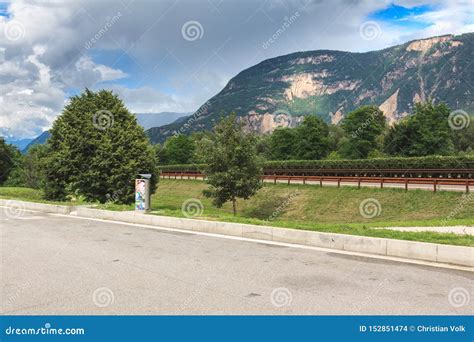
<box><xmin>0</xmin><ymin>0</ymin><xmax>472</xmax><ymax>138</ymax></box>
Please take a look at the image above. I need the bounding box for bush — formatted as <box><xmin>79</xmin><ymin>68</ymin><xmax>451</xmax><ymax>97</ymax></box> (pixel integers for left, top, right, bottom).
<box><xmin>158</xmin><ymin>155</ymin><xmax>474</xmax><ymax>175</ymax></box>
<box><xmin>45</xmin><ymin>89</ymin><xmax>158</xmax><ymax>203</ymax></box>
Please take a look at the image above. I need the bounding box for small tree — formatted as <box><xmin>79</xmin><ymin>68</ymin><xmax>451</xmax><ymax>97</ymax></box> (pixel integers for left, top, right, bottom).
<box><xmin>0</xmin><ymin>138</ymin><xmax>20</xmax><ymax>185</ymax></box>
<box><xmin>159</xmin><ymin>134</ymin><xmax>196</xmax><ymax>164</ymax></box>
<box><xmin>199</xmin><ymin>114</ymin><xmax>263</xmax><ymax>215</ymax></box>
<box><xmin>268</xmin><ymin>127</ymin><xmax>297</xmax><ymax>160</ymax></box>
<box><xmin>340</xmin><ymin>106</ymin><xmax>386</xmax><ymax>159</ymax></box>
<box><xmin>5</xmin><ymin>144</ymin><xmax>48</xmax><ymax>188</ymax></box>
<box><xmin>45</xmin><ymin>89</ymin><xmax>157</xmax><ymax>203</ymax></box>
<box><xmin>295</xmin><ymin>115</ymin><xmax>330</xmax><ymax>160</ymax></box>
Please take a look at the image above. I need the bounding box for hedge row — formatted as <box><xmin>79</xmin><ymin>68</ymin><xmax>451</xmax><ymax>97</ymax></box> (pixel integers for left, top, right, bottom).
<box><xmin>158</xmin><ymin>156</ymin><xmax>474</xmax><ymax>173</ymax></box>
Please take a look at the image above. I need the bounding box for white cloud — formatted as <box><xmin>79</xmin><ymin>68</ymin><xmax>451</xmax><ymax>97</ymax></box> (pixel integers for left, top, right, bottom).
<box><xmin>0</xmin><ymin>0</ymin><xmax>472</xmax><ymax>138</ymax></box>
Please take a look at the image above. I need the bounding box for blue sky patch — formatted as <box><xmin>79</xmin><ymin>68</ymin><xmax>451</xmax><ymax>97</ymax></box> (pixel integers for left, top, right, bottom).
<box><xmin>369</xmin><ymin>3</ymin><xmax>434</xmax><ymax>29</ymax></box>
<box><xmin>0</xmin><ymin>2</ymin><xmax>10</xmax><ymax>17</ymax></box>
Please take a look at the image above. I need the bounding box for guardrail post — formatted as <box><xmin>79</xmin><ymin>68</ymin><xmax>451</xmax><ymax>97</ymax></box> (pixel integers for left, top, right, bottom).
<box><xmin>303</xmin><ymin>177</ymin><xmax>306</xmax><ymax>185</ymax></box>
<box><xmin>319</xmin><ymin>178</ymin><xmax>323</xmax><ymax>187</ymax></box>
<box><xmin>288</xmin><ymin>177</ymin><xmax>291</xmax><ymax>185</ymax></box>
<box><xmin>466</xmin><ymin>180</ymin><xmax>470</xmax><ymax>194</ymax></box>
<box><xmin>274</xmin><ymin>176</ymin><xmax>277</xmax><ymax>185</ymax></box>
<box><xmin>337</xmin><ymin>178</ymin><xmax>341</xmax><ymax>188</ymax></box>
<box><xmin>358</xmin><ymin>178</ymin><xmax>361</xmax><ymax>189</ymax></box>
<box><xmin>405</xmin><ymin>180</ymin><xmax>408</xmax><ymax>192</ymax></box>
<box><xmin>380</xmin><ymin>178</ymin><xmax>383</xmax><ymax>189</ymax></box>
<box><xmin>433</xmin><ymin>180</ymin><xmax>437</xmax><ymax>192</ymax></box>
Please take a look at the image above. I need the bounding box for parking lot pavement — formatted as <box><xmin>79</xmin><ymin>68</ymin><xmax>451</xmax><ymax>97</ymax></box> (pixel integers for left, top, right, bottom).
<box><xmin>1</xmin><ymin>209</ymin><xmax>472</xmax><ymax>315</ymax></box>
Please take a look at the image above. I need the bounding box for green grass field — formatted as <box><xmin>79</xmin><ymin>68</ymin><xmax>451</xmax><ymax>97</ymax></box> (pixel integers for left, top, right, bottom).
<box><xmin>1</xmin><ymin>180</ymin><xmax>473</xmax><ymax>246</ymax></box>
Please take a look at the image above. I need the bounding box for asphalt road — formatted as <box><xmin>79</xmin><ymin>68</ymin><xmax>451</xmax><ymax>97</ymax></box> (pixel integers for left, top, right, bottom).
<box><xmin>1</xmin><ymin>209</ymin><xmax>472</xmax><ymax>315</ymax></box>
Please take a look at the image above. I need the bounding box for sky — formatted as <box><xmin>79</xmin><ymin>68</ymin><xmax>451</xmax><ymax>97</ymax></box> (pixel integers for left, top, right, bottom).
<box><xmin>0</xmin><ymin>0</ymin><xmax>473</xmax><ymax>139</ymax></box>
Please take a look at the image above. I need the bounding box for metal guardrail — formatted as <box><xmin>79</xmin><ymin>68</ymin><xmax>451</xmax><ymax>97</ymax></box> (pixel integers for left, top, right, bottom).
<box><xmin>160</xmin><ymin>172</ymin><xmax>473</xmax><ymax>193</ymax></box>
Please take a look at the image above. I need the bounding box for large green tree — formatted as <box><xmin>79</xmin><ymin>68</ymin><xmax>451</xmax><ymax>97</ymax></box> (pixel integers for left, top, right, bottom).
<box><xmin>295</xmin><ymin>115</ymin><xmax>330</xmax><ymax>160</ymax></box>
<box><xmin>0</xmin><ymin>138</ymin><xmax>20</xmax><ymax>185</ymax></box>
<box><xmin>384</xmin><ymin>102</ymin><xmax>454</xmax><ymax>156</ymax></box>
<box><xmin>268</xmin><ymin>127</ymin><xmax>297</xmax><ymax>160</ymax></box>
<box><xmin>45</xmin><ymin>89</ymin><xmax>157</xmax><ymax>203</ymax></box>
<box><xmin>453</xmin><ymin>116</ymin><xmax>474</xmax><ymax>153</ymax></box>
<box><xmin>198</xmin><ymin>114</ymin><xmax>263</xmax><ymax>215</ymax></box>
<box><xmin>340</xmin><ymin>106</ymin><xmax>386</xmax><ymax>159</ymax></box>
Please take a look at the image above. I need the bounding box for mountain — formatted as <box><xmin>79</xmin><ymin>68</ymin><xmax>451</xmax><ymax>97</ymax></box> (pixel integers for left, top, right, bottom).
<box><xmin>135</xmin><ymin>112</ymin><xmax>190</xmax><ymax>130</ymax></box>
<box><xmin>147</xmin><ymin>33</ymin><xmax>474</xmax><ymax>144</ymax></box>
<box><xmin>22</xmin><ymin>131</ymin><xmax>50</xmax><ymax>153</ymax></box>
<box><xmin>21</xmin><ymin>112</ymin><xmax>189</xmax><ymax>152</ymax></box>
<box><xmin>4</xmin><ymin>137</ymin><xmax>33</xmax><ymax>150</ymax></box>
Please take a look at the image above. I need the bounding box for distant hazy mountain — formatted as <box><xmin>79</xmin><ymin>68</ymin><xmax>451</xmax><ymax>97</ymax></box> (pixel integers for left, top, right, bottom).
<box><xmin>4</xmin><ymin>137</ymin><xmax>33</xmax><ymax>150</ymax></box>
<box><xmin>21</xmin><ymin>112</ymin><xmax>190</xmax><ymax>152</ymax></box>
<box><xmin>135</xmin><ymin>112</ymin><xmax>190</xmax><ymax>130</ymax></box>
<box><xmin>22</xmin><ymin>131</ymin><xmax>50</xmax><ymax>153</ymax></box>
<box><xmin>147</xmin><ymin>32</ymin><xmax>474</xmax><ymax>144</ymax></box>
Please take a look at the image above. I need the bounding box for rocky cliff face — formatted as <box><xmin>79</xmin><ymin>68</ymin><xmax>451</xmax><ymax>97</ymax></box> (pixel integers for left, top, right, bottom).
<box><xmin>148</xmin><ymin>33</ymin><xmax>473</xmax><ymax>144</ymax></box>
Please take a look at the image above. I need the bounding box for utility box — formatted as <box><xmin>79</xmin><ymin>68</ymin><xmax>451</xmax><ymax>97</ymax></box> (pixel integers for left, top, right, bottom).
<box><xmin>135</xmin><ymin>178</ymin><xmax>150</xmax><ymax>212</ymax></box>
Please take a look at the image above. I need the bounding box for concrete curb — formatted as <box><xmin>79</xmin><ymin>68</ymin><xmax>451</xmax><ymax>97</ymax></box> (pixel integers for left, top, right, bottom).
<box><xmin>2</xmin><ymin>199</ymin><xmax>473</xmax><ymax>268</ymax></box>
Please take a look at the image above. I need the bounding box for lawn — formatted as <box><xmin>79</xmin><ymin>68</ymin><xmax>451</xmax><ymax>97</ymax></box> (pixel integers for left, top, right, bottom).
<box><xmin>1</xmin><ymin>180</ymin><xmax>473</xmax><ymax>246</ymax></box>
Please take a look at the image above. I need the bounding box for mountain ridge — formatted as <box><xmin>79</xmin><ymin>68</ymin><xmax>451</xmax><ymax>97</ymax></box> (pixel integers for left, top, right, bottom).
<box><xmin>147</xmin><ymin>32</ymin><xmax>473</xmax><ymax>144</ymax></box>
